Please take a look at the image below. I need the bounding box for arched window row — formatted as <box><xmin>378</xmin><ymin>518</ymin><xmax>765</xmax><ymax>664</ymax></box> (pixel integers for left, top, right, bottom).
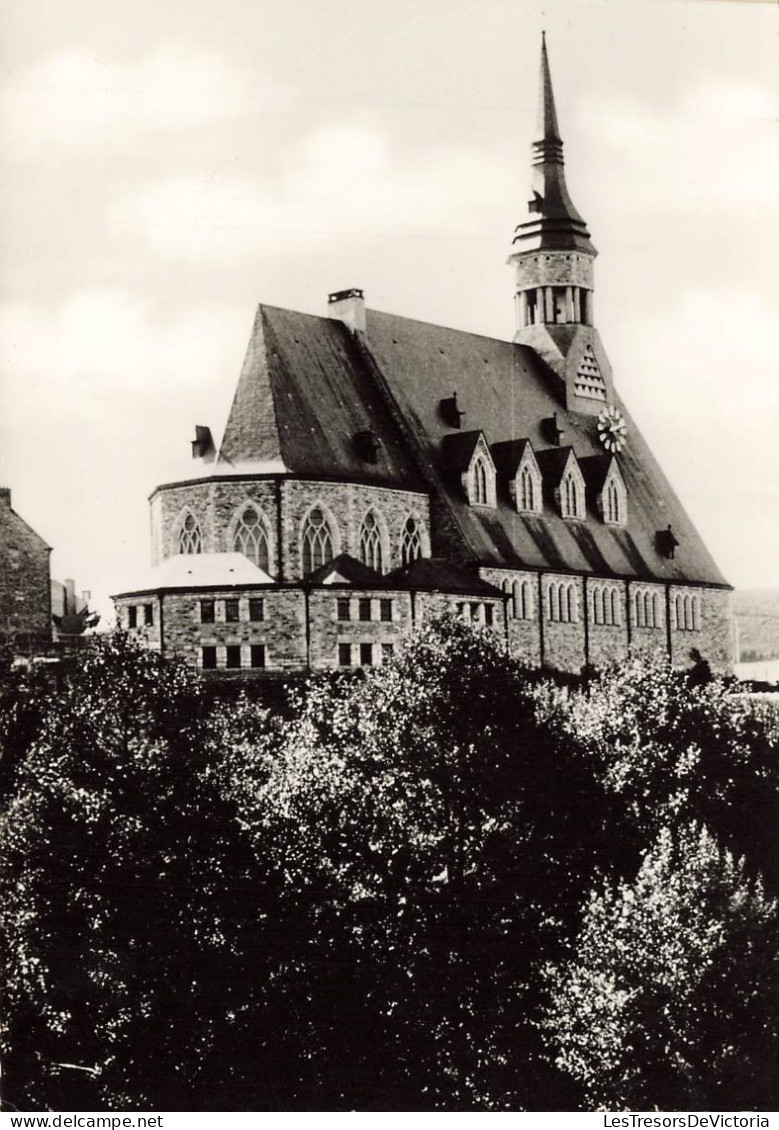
<box><xmin>503</xmin><ymin>577</ymin><xmax>534</xmax><ymax>620</ymax></box>
<box><xmin>591</xmin><ymin>583</ymin><xmax>621</xmax><ymax>627</ymax></box>
<box><xmin>674</xmin><ymin>592</ymin><xmax>701</xmax><ymax>632</ymax></box>
<box><xmin>299</xmin><ymin>506</ymin><xmax>428</xmax><ymax>576</ymax></box>
<box><xmin>633</xmin><ymin>587</ymin><xmax>663</xmax><ymax>629</ymax></box>
<box><xmin>547</xmin><ymin>581</ymin><xmax>578</xmax><ymax>623</ymax></box>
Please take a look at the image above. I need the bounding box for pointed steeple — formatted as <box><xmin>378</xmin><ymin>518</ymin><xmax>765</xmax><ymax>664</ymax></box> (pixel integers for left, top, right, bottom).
<box><xmin>537</xmin><ymin>32</ymin><xmax>561</xmax><ymax>145</ymax></box>
<box><xmin>512</xmin><ymin>35</ymin><xmax>595</xmax><ymax>255</ymax></box>
<box><xmin>510</xmin><ymin>36</ymin><xmax>612</xmax><ymax>415</ymax></box>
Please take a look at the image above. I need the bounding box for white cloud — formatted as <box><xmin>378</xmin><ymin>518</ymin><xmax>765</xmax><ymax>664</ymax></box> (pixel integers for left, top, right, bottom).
<box><xmin>0</xmin><ymin>47</ymin><xmax>287</xmax><ymax>155</ymax></box>
<box><xmin>112</xmin><ymin>123</ymin><xmax>506</xmax><ymax>258</ymax></box>
<box><xmin>0</xmin><ymin>293</ymin><xmax>245</xmax><ymax>393</ymax></box>
<box><xmin>579</xmin><ymin>81</ymin><xmax>776</xmax><ymax>211</ymax></box>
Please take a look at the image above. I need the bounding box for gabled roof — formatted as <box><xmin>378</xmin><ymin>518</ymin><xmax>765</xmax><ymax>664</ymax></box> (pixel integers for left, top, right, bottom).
<box><xmin>167</xmin><ymin>299</ymin><xmax>726</xmax><ymax>588</ymax></box>
<box><xmin>535</xmin><ymin>446</ymin><xmax>578</xmax><ymax>489</ymax></box>
<box><xmin>580</xmin><ymin>453</ymin><xmax>619</xmax><ymax>495</ymax></box>
<box><xmin>441</xmin><ymin>431</ymin><xmax>485</xmax><ymax>473</ymax></box>
<box><xmin>490</xmin><ymin>438</ymin><xmax>533</xmax><ymax>478</ymax></box>
<box><xmin>387</xmin><ymin>557</ymin><xmax>502</xmax><ymax>597</ymax></box>
<box><xmin>305</xmin><ymin>554</ymin><xmax>386</xmax><ymax>587</ymax></box>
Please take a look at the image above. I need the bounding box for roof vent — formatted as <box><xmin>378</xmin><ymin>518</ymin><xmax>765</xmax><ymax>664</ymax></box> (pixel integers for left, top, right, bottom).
<box><xmin>191</xmin><ymin>425</ymin><xmax>216</xmax><ymax>462</ymax></box>
<box><xmin>439</xmin><ymin>392</ymin><xmax>465</xmax><ymax>430</ymax></box>
<box><xmin>656</xmin><ymin>524</ymin><xmax>680</xmax><ymax>560</ymax></box>
<box><xmin>0</xmin><ymin>487</ymin><xmax>10</xmax><ymax>506</ymax></box>
<box><xmin>328</xmin><ymin>288</ymin><xmax>366</xmax><ymax>335</ymax></box>
<box><xmin>354</xmin><ymin>429</ymin><xmax>381</xmax><ymax>463</ymax></box>
<box><xmin>542</xmin><ymin>413</ymin><xmax>565</xmax><ymax>446</ymax></box>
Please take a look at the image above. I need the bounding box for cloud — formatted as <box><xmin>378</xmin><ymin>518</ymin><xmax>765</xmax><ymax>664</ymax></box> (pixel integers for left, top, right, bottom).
<box><xmin>0</xmin><ymin>46</ymin><xmax>288</xmax><ymax>156</ymax></box>
<box><xmin>0</xmin><ymin>293</ymin><xmax>245</xmax><ymax>394</ymax></box>
<box><xmin>578</xmin><ymin>81</ymin><xmax>776</xmax><ymax>212</ymax></box>
<box><xmin>111</xmin><ymin>122</ymin><xmax>507</xmax><ymax>258</ymax></box>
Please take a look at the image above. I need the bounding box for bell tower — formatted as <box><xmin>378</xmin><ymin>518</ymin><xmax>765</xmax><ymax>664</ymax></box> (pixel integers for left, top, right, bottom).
<box><xmin>510</xmin><ymin>35</ymin><xmax>614</xmax><ymax>414</ymax></box>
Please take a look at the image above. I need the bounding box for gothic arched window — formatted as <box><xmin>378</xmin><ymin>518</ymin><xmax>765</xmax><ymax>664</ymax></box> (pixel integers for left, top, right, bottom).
<box><xmin>519</xmin><ymin>464</ymin><xmax>536</xmax><ymax>512</ymax></box>
<box><xmin>606</xmin><ymin>479</ymin><xmax>621</xmax><ymax>524</ymax></box>
<box><xmin>401</xmin><ymin>516</ymin><xmax>423</xmax><ymax>568</ymax></box>
<box><xmin>359</xmin><ymin>510</ymin><xmax>384</xmax><ymax>572</ymax></box>
<box><xmin>178</xmin><ymin>512</ymin><xmax>202</xmax><ymax>555</ymax></box>
<box><xmin>302</xmin><ymin>507</ymin><xmax>334</xmax><ymax>575</ymax></box>
<box><xmin>473</xmin><ymin>457</ymin><xmax>489</xmax><ymax>505</ymax></box>
<box><xmin>560</xmin><ymin>471</ymin><xmax>582</xmax><ymax>519</ymax></box>
<box><xmin>233</xmin><ymin>505</ymin><xmax>269</xmax><ymax>572</ymax></box>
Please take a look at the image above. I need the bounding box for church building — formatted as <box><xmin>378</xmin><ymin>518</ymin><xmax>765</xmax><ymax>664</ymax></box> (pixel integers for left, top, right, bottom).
<box><xmin>112</xmin><ymin>39</ymin><xmax>732</xmax><ymax>678</ymax></box>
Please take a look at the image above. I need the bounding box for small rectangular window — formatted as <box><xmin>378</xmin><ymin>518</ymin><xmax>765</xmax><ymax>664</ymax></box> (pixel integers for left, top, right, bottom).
<box><xmin>337</xmin><ymin>598</ymin><xmax>351</xmax><ymax>622</ymax></box>
<box><xmin>250</xmin><ymin>644</ymin><xmax>265</xmax><ymax>669</ymax></box>
<box><xmin>360</xmin><ymin>642</ymin><xmax>373</xmax><ymax>666</ymax></box>
<box><xmin>201</xmin><ymin>646</ymin><xmax>217</xmax><ymax>670</ymax></box>
<box><xmin>484</xmin><ymin>604</ymin><xmax>494</xmax><ymax>627</ymax></box>
<box><xmin>225</xmin><ymin>645</ymin><xmax>242</xmax><ymax>669</ymax></box>
<box><xmin>225</xmin><ymin>599</ymin><xmax>240</xmax><ymax>623</ymax></box>
<box><xmin>144</xmin><ymin>604</ymin><xmax>154</xmax><ymax>626</ymax></box>
<box><xmin>380</xmin><ymin>598</ymin><xmax>392</xmax><ymax>622</ymax></box>
<box><xmin>249</xmin><ymin>598</ymin><xmax>264</xmax><ymax>622</ymax></box>
<box><xmin>381</xmin><ymin>642</ymin><xmax>394</xmax><ymax>664</ymax></box>
<box><xmin>359</xmin><ymin>598</ymin><xmax>372</xmax><ymax>622</ymax></box>
<box><xmin>200</xmin><ymin>600</ymin><xmax>215</xmax><ymax>624</ymax></box>
<box><xmin>128</xmin><ymin>606</ymin><xmax>137</xmax><ymax>629</ymax></box>
<box><xmin>338</xmin><ymin>643</ymin><xmax>352</xmax><ymax>667</ymax></box>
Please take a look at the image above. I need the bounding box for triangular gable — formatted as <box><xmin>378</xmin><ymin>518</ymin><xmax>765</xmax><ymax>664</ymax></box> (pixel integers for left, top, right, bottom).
<box><xmin>573</xmin><ymin>344</ymin><xmax>607</xmax><ymax>402</ymax></box>
<box><xmin>305</xmin><ymin>553</ymin><xmax>384</xmax><ymax>587</ymax></box>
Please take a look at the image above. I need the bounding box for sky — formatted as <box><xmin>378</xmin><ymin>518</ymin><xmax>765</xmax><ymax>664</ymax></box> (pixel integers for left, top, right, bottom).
<box><xmin>1</xmin><ymin>0</ymin><xmax>776</xmax><ymax>620</ymax></box>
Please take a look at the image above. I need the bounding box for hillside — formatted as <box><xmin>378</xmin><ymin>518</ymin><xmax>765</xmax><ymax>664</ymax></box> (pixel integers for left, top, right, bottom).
<box><xmin>733</xmin><ymin>588</ymin><xmax>779</xmax><ymax>661</ymax></box>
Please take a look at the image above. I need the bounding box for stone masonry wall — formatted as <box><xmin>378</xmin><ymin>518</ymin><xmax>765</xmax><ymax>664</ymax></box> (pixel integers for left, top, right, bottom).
<box><xmin>151</xmin><ymin>477</ymin><xmax>430</xmax><ymax>580</ymax></box>
<box><xmin>0</xmin><ymin>492</ymin><xmax>51</xmax><ymax>643</ymax></box>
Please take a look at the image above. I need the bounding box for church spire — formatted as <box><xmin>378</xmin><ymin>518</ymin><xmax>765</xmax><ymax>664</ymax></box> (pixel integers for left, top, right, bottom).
<box><xmin>510</xmin><ymin>36</ymin><xmax>612</xmax><ymax>415</ymax></box>
<box><xmin>537</xmin><ymin>32</ymin><xmax>561</xmax><ymax>146</ymax></box>
<box><xmin>512</xmin><ymin>35</ymin><xmax>595</xmax><ymax>255</ymax></box>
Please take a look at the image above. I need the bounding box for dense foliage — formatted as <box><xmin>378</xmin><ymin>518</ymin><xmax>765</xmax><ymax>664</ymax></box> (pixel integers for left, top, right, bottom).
<box><xmin>1</xmin><ymin>623</ymin><xmax>776</xmax><ymax>1111</ymax></box>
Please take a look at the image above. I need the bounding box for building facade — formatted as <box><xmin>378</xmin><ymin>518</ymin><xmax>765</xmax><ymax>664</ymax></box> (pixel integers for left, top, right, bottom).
<box><xmin>0</xmin><ymin>487</ymin><xmax>52</xmax><ymax>651</ymax></box>
<box><xmin>113</xmin><ymin>40</ymin><xmax>732</xmax><ymax>678</ymax></box>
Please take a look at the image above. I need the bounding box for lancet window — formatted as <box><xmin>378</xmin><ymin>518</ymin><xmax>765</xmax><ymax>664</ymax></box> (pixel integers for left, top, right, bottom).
<box><xmin>233</xmin><ymin>505</ymin><xmax>270</xmax><ymax>572</ymax></box>
<box><xmin>178</xmin><ymin>512</ymin><xmax>202</xmax><ymax>555</ymax></box>
<box><xmin>359</xmin><ymin>510</ymin><xmax>384</xmax><ymax>573</ymax></box>
<box><xmin>302</xmin><ymin>507</ymin><xmax>335</xmax><ymax>575</ymax></box>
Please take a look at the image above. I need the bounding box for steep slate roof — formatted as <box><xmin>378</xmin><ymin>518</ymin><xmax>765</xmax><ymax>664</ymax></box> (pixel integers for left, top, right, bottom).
<box><xmin>212</xmin><ymin>302</ymin><xmax>726</xmax><ymax>588</ymax></box>
<box><xmin>217</xmin><ymin>305</ymin><xmax>422</xmax><ymax>486</ymax></box>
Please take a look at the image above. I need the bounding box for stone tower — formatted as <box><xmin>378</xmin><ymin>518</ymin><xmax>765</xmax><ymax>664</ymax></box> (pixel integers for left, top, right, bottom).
<box><xmin>509</xmin><ymin>35</ymin><xmax>615</xmax><ymax>414</ymax></box>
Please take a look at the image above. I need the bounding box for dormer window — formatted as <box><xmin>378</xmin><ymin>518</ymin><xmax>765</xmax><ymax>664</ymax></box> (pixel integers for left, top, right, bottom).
<box><xmin>465</xmin><ymin>442</ymin><xmax>496</xmax><ymax>508</ymax></box>
<box><xmin>560</xmin><ymin>468</ymin><xmax>584</xmax><ymax>520</ymax></box>
<box><xmin>512</xmin><ymin>447</ymin><xmax>543</xmax><ymax>515</ymax></box>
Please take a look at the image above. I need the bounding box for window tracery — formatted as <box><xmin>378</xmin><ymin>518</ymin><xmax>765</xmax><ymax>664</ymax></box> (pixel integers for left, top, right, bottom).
<box><xmin>233</xmin><ymin>505</ymin><xmax>270</xmax><ymax>572</ymax></box>
<box><xmin>302</xmin><ymin>507</ymin><xmax>335</xmax><ymax>574</ymax></box>
<box><xmin>178</xmin><ymin>512</ymin><xmax>202</xmax><ymax>555</ymax></box>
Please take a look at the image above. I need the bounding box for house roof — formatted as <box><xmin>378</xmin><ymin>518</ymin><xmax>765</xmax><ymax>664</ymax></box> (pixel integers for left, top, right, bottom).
<box><xmin>305</xmin><ymin>554</ymin><xmax>387</xmax><ymax>587</ymax></box>
<box><xmin>169</xmin><ymin>299</ymin><xmax>727</xmax><ymax>588</ymax></box>
<box><xmin>387</xmin><ymin>557</ymin><xmax>503</xmax><ymax>597</ymax></box>
<box><xmin>112</xmin><ymin>553</ymin><xmax>273</xmax><ymax>596</ymax></box>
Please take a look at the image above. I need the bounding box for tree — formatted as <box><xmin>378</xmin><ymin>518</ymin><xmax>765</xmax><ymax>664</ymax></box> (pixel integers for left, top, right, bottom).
<box><xmin>535</xmin><ymin>658</ymin><xmax>779</xmax><ymax>889</ymax></box>
<box><xmin>542</xmin><ymin>823</ymin><xmax>779</xmax><ymax>1111</ymax></box>
<box><xmin>216</xmin><ymin>617</ymin><xmax>602</xmax><ymax>1109</ymax></box>
<box><xmin>0</xmin><ymin>636</ymin><xmax>275</xmax><ymax>1110</ymax></box>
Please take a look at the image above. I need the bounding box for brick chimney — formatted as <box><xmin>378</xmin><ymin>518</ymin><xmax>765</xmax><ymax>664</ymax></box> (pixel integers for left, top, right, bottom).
<box><xmin>0</xmin><ymin>487</ymin><xmax>11</xmax><ymax>507</ymax></box>
<box><xmin>327</xmin><ymin>288</ymin><xmax>366</xmax><ymax>335</ymax></box>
